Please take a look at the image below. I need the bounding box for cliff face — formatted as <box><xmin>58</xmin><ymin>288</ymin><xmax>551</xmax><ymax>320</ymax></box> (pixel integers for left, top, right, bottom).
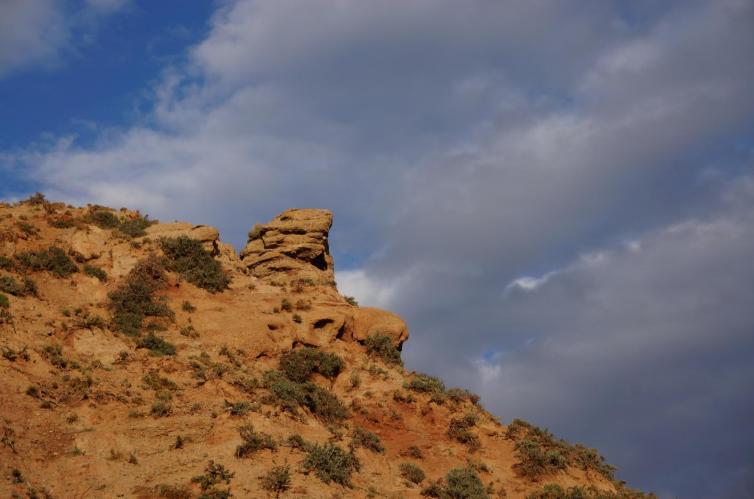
<box><xmin>0</xmin><ymin>196</ymin><xmax>650</xmax><ymax>499</ymax></box>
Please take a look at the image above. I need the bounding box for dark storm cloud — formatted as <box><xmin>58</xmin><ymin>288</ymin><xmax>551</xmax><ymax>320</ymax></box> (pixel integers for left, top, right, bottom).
<box><xmin>4</xmin><ymin>1</ymin><xmax>754</xmax><ymax>496</ymax></box>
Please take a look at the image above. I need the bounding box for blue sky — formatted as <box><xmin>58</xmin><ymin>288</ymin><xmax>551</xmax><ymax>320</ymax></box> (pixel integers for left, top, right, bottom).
<box><xmin>2</xmin><ymin>1</ymin><xmax>754</xmax><ymax>497</ymax></box>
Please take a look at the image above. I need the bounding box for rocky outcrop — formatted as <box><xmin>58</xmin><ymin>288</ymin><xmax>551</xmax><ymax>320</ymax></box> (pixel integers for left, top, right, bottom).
<box><xmin>239</xmin><ymin>209</ymin><xmax>334</xmax><ymax>282</ymax></box>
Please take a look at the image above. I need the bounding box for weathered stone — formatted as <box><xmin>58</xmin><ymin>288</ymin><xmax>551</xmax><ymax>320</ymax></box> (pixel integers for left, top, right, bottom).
<box><xmin>240</xmin><ymin>209</ymin><xmax>334</xmax><ymax>282</ymax></box>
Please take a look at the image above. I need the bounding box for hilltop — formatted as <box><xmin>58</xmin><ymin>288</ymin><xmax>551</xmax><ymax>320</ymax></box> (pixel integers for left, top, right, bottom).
<box><xmin>0</xmin><ymin>194</ymin><xmax>652</xmax><ymax>499</ymax></box>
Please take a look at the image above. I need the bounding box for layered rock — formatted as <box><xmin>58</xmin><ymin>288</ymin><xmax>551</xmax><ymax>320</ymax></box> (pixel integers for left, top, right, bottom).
<box><xmin>239</xmin><ymin>208</ymin><xmax>334</xmax><ymax>283</ymax></box>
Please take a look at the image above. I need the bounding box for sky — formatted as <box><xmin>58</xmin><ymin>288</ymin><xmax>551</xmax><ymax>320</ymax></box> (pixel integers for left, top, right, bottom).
<box><xmin>1</xmin><ymin>1</ymin><xmax>753</xmax><ymax>497</ymax></box>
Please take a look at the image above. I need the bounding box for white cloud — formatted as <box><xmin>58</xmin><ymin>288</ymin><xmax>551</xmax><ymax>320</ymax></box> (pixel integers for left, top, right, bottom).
<box><xmin>0</xmin><ymin>0</ymin><xmax>129</xmax><ymax>78</ymax></box>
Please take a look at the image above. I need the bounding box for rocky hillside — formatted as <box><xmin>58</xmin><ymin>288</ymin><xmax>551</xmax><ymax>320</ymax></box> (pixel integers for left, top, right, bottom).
<box><xmin>0</xmin><ymin>195</ymin><xmax>652</xmax><ymax>499</ymax></box>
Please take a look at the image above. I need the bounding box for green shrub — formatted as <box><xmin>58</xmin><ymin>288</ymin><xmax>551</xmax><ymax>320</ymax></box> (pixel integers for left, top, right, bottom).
<box><xmin>0</xmin><ymin>293</ymin><xmax>9</xmax><ymax>309</ymax></box>
<box><xmin>225</xmin><ymin>400</ymin><xmax>255</xmax><ymax>416</ymax></box>
<box><xmin>344</xmin><ymin>295</ymin><xmax>358</xmax><ymax>306</ymax></box>
<box><xmin>108</xmin><ymin>257</ymin><xmax>172</xmax><ymax>335</ymax></box>
<box><xmin>287</xmin><ymin>434</ymin><xmax>312</xmax><ymax>451</ymax></box>
<box><xmin>137</xmin><ymin>333</ymin><xmax>177</xmax><ymax>356</ymax></box>
<box><xmin>17</xmin><ymin>221</ymin><xmax>39</xmax><ymax>236</ymax></box>
<box><xmin>235</xmin><ymin>424</ymin><xmax>277</xmax><ymax>458</ymax></box>
<box><xmin>405</xmin><ymin>373</ymin><xmax>446</xmax><ymax>394</ymax></box>
<box><xmin>83</xmin><ymin>264</ymin><xmax>107</xmax><ymax>282</ymax></box>
<box><xmin>143</xmin><ymin>371</ymin><xmax>178</xmax><ymax>391</ymax></box>
<box><xmin>0</xmin><ymin>275</ymin><xmax>37</xmax><ymax>297</ymax></box>
<box><xmin>160</xmin><ymin>236</ymin><xmax>230</xmax><ymax>292</ymax></box>
<box><xmin>15</xmin><ymin>247</ymin><xmax>78</xmax><ymax>277</ymax></box>
<box><xmin>48</xmin><ymin>216</ymin><xmax>76</xmax><ymax>229</ymax></box>
<box><xmin>421</xmin><ymin>481</ymin><xmax>445</xmax><ymax>497</ymax></box>
<box><xmin>280</xmin><ymin>298</ymin><xmax>292</xmax><ymax>312</ymax></box>
<box><xmin>191</xmin><ymin>460</ymin><xmax>234</xmax><ymax>491</ymax></box>
<box><xmin>524</xmin><ymin>484</ymin><xmax>657</xmax><ymax>499</ymax></box>
<box><xmin>118</xmin><ymin>213</ymin><xmax>154</xmax><ymax>238</ymax></box>
<box><xmin>443</xmin><ymin>468</ymin><xmax>489</xmax><ymax>499</ymax></box>
<box><xmin>447</xmin><ymin>388</ymin><xmax>480</xmax><ymax>405</ymax></box>
<box><xmin>365</xmin><ymin>333</ymin><xmax>403</xmax><ymax>365</ymax></box>
<box><xmin>351</xmin><ymin>427</ymin><xmax>385</xmax><ymax>453</ymax></box>
<box><xmin>506</xmin><ymin>419</ymin><xmax>614</xmax><ymax>480</ymax></box>
<box><xmin>448</xmin><ymin>414</ymin><xmax>481</xmax><ymax>451</ymax></box>
<box><xmin>303</xmin><ymin>442</ymin><xmax>360</xmax><ymax>486</ymax></box>
<box><xmin>259</xmin><ymin>464</ymin><xmax>291</xmax><ymax>495</ymax></box>
<box><xmin>86</xmin><ymin>209</ymin><xmax>120</xmax><ymax>229</ymax></box>
<box><xmin>279</xmin><ymin>347</ymin><xmax>344</xmax><ymax>382</ymax></box>
<box><xmin>181</xmin><ymin>300</ymin><xmax>196</xmax><ymax>313</ymax></box>
<box><xmin>400</xmin><ymin>462</ymin><xmax>426</xmax><ymax>484</ymax></box>
<box><xmin>262</xmin><ymin>370</ymin><xmax>347</xmax><ymax>422</ymax></box>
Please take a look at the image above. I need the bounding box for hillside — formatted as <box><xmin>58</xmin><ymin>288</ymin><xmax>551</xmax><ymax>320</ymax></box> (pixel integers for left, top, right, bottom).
<box><xmin>0</xmin><ymin>195</ymin><xmax>653</xmax><ymax>499</ymax></box>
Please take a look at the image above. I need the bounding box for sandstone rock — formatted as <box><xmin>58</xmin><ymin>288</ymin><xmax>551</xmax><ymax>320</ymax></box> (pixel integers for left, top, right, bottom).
<box><xmin>240</xmin><ymin>209</ymin><xmax>334</xmax><ymax>282</ymax></box>
<box><xmin>144</xmin><ymin>222</ymin><xmax>220</xmax><ymax>253</ymax></box>
<box><xmin>68</xmin><ymin>226</ymin><xmax>109</xmax><ymax>260</ymax></box>
<box><xmin>349</xmin><ymin>306</ymin><xmax>409</xmax><ymax>347</ymax></box>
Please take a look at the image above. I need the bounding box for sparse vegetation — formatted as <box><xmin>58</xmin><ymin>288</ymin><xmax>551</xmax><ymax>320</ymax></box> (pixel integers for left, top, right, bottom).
<box><xmin>405</xmin><ymin>373</ymin><xmax>446</xmax><ymax>395</ymax></box>
<box><xmin>259</xmin><ymin>464</ymin><xmax>291</xmax><ymax>496</ymax></box>
<box><xmin>118</xmin><ymin>213</ymin><xmax>154</xmax><ymax>238</ymax></box>
<box><xmin>86</xmin><ymin>208</ymin><xmax>120</xmax><ymax>229</ymax></box>
<box><xmin>181</xmin><ymin>300</ymin><xmax>196</xmax><ymax>313</ymax></box>
<box><xmin>365</xmin><ymin>333</ymin><xmax>403</xmax><ymax>365</ymax></box>
<box><xmin>344</xmin><ymin>295</ymin><xmax>358</xmax><ymax>306</ymax></box>
<box><xmin>0</xmin><ymin>256</ymin><xmax>14</xmax><ymax>271</ymax></box>
<box><xmin>83</xmin><ymin>264</ymin><xmax>107</xmax><ymax>281</ymax></box>
<box><xmin>15</xmin><ymin>246</ymin><xmax>78</xmax><ymax>277</ymax></box>
<box><xmin>422</xmin><ymin>468</ymin><xmax>488</xmax><ymax>499</ymax></box>
<box><xmin>506</xmin><ymin>419</ymin><xmax>615</xmax><ymax>480</ymax></box>
<box><xmin>303</xmin><ymin>442</ymin><xmax>360</xmax><ymax>486</ymax></box>
<box><xmin>160</xmin><ymin>236</ymin><xmax>230</xmax><ymax>292</ymax></box>
<box><xmin>151</xmin><ymin>400</ymin><xmax>172</xmax><ymax>417</ymax></box>
<box><xmin>262</xmin><ymin>370</ymin><xmax>348</xmax><ymax>422</ymax></box>
<box><xmin>279</xmin><ymin>347</ymin><xmax>344</xmax><ymax>382</ymax></box>
<box><xmin>0</xmin><ymin>293</ymin><xmax>9</xmax><ymax>309</ymax></box>
<box><xmin>191</xmin><ymin>460</ymin><xmax>234</xmax><ymax>492</ymax></box>
<box><xmin>235</xmin><ymin>423</ymin><xmax>278</xmax><ymax>457</ymax></box>
<box><xmin>525</xmin><ymin>484</ymin><xmax>657</xmax><ymax>499</ymax></box>
<box><xmin>448</xmin><ymin>413</ymin><xmax>481</xmax><ymax>451</ymax></box>
<box><xmin>137</xmin><ymin>333</ymin><xmax>177</xmax><ymax>356</ymax></box>
<box><xmin>350</xmin><ymin>427</ymin><xmax>385</xmax><ymax>453</ymax></box>
<box><xmin>400</xmin><ymin>462</ymin><xmax>426</xmax><ymax>485</ymax></box>
<box><xmin>108</xmin><ymin>256</ymin><xmax>173</xmax><ymax>335</ymax></box>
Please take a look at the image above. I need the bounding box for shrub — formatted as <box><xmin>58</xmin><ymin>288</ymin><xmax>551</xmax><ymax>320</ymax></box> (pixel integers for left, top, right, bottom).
<box><xmin>235</xmin><ymin>424</ymin><xmax>277</xmax><ymax>458</ymax></box>
<box><xmin>86</xmin><ymin>209</ymin><xmax>119</xmax><ymax>229</ymax></box>
<box><xmin>287</xmin><ymin>434</ymin><xmax>312</xmax><ymax>451</ymax></box>
<box><xmin>506</xmin><ymin>419</ymin><xmax>614</xmax><ymax>480</ymax></box>
<box><xmin>263</xmin><ymin>370</ymin><xmax>347</xmax><ymax>422</ymax></box>
<box><xmin>447</xmin><ymin>388</ymin><xmax>481</xmax><ymax>405</ymax></box>
<box><xmin>279</xmin><ymin>347</ymin><xmax>344</xmax><ymax>382</ymax></box>
<box><xmin>48</xmin><ymin>216</ymin><xmax>76</xmax><ymax>229</ymax></box>
<box><xmin>17</xmin><ymin>221</ymin><xmax>39</xmax><ymax>236</ymax></box>
<box><xmin>0</xmin><ymin>256</ymin><xmax>14</xmax><ymax>271</ymax></box>
<box><xmin>143</xmin><ymin>371</ymin><xmax>178</xmax><ymax>391</ymax></box>
<box><xmin>15</xmin><ymin>247</ymin><xmax>78</xmax><ymax>277</ymax></box>
<box><xmin>181</xmin><ymin>300</ymin><xmax>196</xmax><ymax>313</ymax></box>
<box><xmin>0</xmin><ymin>293</ymin><xmax>9</xmax><ymax>309</ymax></box>
<box><xmin>160</xmin><ymin>236</ymin><xmax>230</xmax><ymax>292</ymax></box>
<box><xmin>400</xmin><ymin>462</ymin><xmax>426</xmax><ymax>484</ymax></box>
<box><xmin>0</xmin><ymin>275</ymin><xmax>37</xmax><ymax>297</ymax></box>
<box><xmin>259</xmin><ymin>465</ymin><xmax>291</xmax><ymax>495</ymax></box>
<box><xmin>225</xmin><ymin>400</ymin><xmax>254</xmax><ymax>416</ymax></box>
<box><xmin>118</xmin><ymin>213</ymin><xmax>154</xmax><ymax>238</ymax></box>
<box><xmin>364</xmin><ymin>333</ymin><xmax>403</xmax><ymax>365</ymax></box>
<box><xmin>303</xmin><ymin>442</ymin><xmax>360</xmax><ymax>486</ymax></box>
<box><xmin>137</xmin><ymin>333</ymin><xmax>177</xmax><ymax>356</ymax></box>
<box><xmin>280</xmin><ymin>298</ymin><xmax>292</xmax><ymax>312</ymax></box>
<box><xmin>156</xmin><ymin>484</ymin><xmax>192</xmax><ymax>499</ymax></box>
<box><xmin>191</xmin><ymin>460</ymin><xmax>234</xmax><ymax>491</ymax></box>
<box><xmin>108</xmin><ymin>257</ymin><xmax>172</xmax><ymax>335</ymax></box>
<box><xmin>405</xmin><ymin>373</ymin><xmax>446</xmax><ymax>394</ymax></box>
<box><xmin>443</xmin><ymin>468</ymin><xmax>489</xmax><ymax>499</ymax></box>
<box><xmin>151</xmin><ymin>401</ymin><xmax>172</xmax><ymax>417</ymax></box>
<box><xmin>351</xmin><ymin>427</ymin><xmax>385</xmax><ymax>453</ymax></box>
<box><xmin>344</xmin><ymin>295</ymin><xmax>358</xmax><ymax>306</ymax></box>
<box><xmin>83</xmin><ymin>264</ymin><xmax>107</xmax><ymax>282</ymax></box>
<box><xmin>448</xmin><ymin>414</ymin><xmax>481</xmax><ymax>451</ymax></box>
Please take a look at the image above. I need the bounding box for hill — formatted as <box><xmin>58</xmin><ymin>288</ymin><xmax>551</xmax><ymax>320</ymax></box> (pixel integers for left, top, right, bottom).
<box><xmin>0</xmin><ymin>194</ymin><xmax>653</xmax><ymax>498</ymax></box>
